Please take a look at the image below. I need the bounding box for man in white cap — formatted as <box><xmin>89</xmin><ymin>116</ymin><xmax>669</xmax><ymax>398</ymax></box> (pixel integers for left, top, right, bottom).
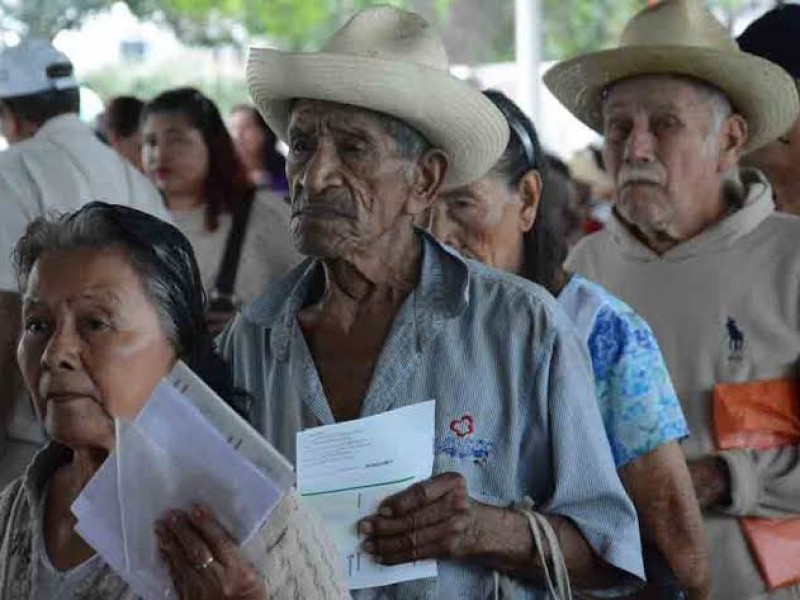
<box><xmin>220</xmin><ymin>6</ymin><xmax>645</xmax><ymax>599</ymax></box>
<box><xmin>546</xmin><ymin>1</ymin><xmax>800</xmax><ymax>599</ymax></box>
<box><xmin>0</xmin><ymin>40</ymin><xmax>168</xmax><ymax>487</ymax></box>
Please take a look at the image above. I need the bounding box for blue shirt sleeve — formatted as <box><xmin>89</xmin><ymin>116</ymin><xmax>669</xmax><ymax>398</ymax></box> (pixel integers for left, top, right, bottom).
<box><xmin>540</xmin><ymin>321</ymin><xmax>645</xmax><ymax>580</ymax></box>
<box><xmin>588</xmin><ymin>303</ymin><xmax>689</xmax><ymax>468</ymax></box>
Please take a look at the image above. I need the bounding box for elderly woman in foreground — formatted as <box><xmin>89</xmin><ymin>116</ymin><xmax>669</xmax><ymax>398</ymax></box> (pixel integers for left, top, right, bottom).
<box><xmin>0</xmin><ymin>202</ymin><xmax>347</xmax><ymax>599</ymax></box>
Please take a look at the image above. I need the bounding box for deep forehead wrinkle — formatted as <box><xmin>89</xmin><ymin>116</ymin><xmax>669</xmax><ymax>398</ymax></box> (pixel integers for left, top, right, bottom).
<box><xmin>603</xmin><ymin>96</ymin><xmax>683</xmax><ymax>114</ymax></box>
<box><xmin>23</xmin><ymin>287</ymin><xmax>124</xmax><ymax>310</ymax></box>
<box><xmin>289</xmin><ymin>100</ymin><xmax>382</xmax><ymax>137</ymax></box>
<box><xmin>603</xmin><ymin>76</ymin><xmax>712</xmax><ymax>115</ymax></box>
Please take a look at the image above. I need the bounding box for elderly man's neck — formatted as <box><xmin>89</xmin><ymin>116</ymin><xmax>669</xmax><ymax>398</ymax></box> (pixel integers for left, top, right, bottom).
<box><xmin>316</xmin><ymin>222</ymin><xmax>421</xmax><ymax>329</ymax></box>
<box><xmin>623</xmin><ymin>176</ymin><xmax>746</xmax><ymax>256</ymax></box>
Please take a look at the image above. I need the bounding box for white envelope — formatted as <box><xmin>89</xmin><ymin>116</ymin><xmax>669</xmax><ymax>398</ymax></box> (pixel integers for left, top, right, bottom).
<box><xmin>73</xmin><ymin>362</ymin><xmax>294</xmax><ymax>600</ymax></box>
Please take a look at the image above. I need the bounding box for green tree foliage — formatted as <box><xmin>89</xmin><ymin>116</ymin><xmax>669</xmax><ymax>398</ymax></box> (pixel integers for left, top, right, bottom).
<box><xmin>543</xmin><ymin>0</ymin><xmax>642</xmax><ymax>59</ymax></box>
<box><xmin>540</xmin><ymin>0</ymin><xmax>767</xmax><ymax>59</ymax></box>
<box><xmin>83</xmin><ymin>59</ymin><xmax>248</xmax><ymax>114</ymax></box>
<box><xmin>1</xmin><ymin>0</ymin><xmax>451</xmax><ymax>46</ymax></box>
<box><xmin>153</xmin><ymin>0</ymin><xmax>453</xmax><ymax>49</ymax></box>
<box><xmin>0</xmin><ymin>0</ymin><xmax>155</xmax><ymax>39</ymax></box>
<box><xmin>0</xmin><ymin>0</ymin><xmax>770</xmax><ymax>55</ymax></box>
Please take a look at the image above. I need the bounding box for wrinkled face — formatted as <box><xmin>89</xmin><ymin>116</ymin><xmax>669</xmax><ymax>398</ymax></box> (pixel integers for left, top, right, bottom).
<box><xmin>285</xmin><ymin>100</ymin><xmax>420</xmax><ymax>258</ymax></box>
<box><xmin>431</xmin><ymin>173</ymin><xmax>529</xmax><ymax>274</ymax></box>
<box><xmin>229</xmin><ymin>109</ymin><xmax>266</xmax><ymax>161</ymax></box>
<box><xmin>742</xmin><ymin>118</ymin><xmax>800</xmax><ymax>213</ymax></box>
<box><xmin>17</xmin><ymin>247</ymin><xmax>175</xmax><ymax>452</ymax></box>
<box><xmin>141</xmin><ymin>112</ymin><xmax>209</xmax><ymax>201</ymax></box>
<box><xmin>602</xmin><ymin>76</ymin><xmax>736</xmax><ymax>245</ymax></box>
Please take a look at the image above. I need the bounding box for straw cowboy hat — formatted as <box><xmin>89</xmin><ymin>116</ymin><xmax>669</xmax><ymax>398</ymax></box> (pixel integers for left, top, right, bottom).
<box><xmin>569</xmin><ymin>148</ymin><xmax>614</xmax><ymax>199</ymax></box>
<box><xmin>246</xmin><ymin>5</ymin><xmax>509</xmax><ymax>187</ymax></box>
<box><xmin>544</xmin><ymin>0</ymin><xmax>800</xmax><ymax>153</ymax></box>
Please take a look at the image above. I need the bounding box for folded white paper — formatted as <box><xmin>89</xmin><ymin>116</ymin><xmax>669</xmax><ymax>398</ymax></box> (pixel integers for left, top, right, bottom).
<box><xmin>297</xmin><ymin>400</ymin><xmax>437</xmax><ymax>590</ymax></box>
<box><xmin>72</xmin><ymin>361</ymin><xmax>294</xmax><ymax>600</ymax></box>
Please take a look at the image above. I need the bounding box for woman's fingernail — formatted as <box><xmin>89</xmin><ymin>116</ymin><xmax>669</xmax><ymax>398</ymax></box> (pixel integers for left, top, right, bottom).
<box><xmin>359</xmin><ymin>520</ymin><xmax>373</xmax><ymax>535</ymax></box>
<box><xmin>379</xmin><ymin>506</ymin><xmax>393</xmax><ymax>517</ymax></box>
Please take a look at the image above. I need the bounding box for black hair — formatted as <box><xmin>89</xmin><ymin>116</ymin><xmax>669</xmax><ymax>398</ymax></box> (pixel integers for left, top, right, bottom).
<box><xmin>142</xmin><ymin>88</ymin><xmax>253</xmax><ymax>232</ymax></box>
<box><xmin>13</xmin><ymin>202</ymin><xmax>251</xmax><ymax>419</ymax></box>
<box><xmin>483</xmin><ymin>90</ymin><xmax>569</xmax><ymax>295</ymax></box>
<box><xmin>0</xmin><ymin>88</ymin><xmax>80</xmax><ymax>126</ymax></box>
<box><xmin>106</xmin><ymin>95</ymin><xmax>144</xmax><ymax>138</ymax></box>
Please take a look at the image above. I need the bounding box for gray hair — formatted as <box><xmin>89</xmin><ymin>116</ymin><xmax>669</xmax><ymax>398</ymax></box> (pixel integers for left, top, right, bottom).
<box><xmin>684</xmin><ymin>78</ymin><xmax>745</xmax><ymax>202</ymax></box>
<box><xmin>689</xmin><ymin>78</ymin><xmax>734</xmax><ymax>136</ymax></box>
<box><xmin>602</xmin><ymin>74</ymin><xmax>735</xmax><ymax>134</ymax></box>
<box><xmin>13</xmin><ymin>202</ymin><xmax>252</xmax><ymax>419</ymax></box>
<box><xmin>375</xmin><ymin>112</ymin><xmax>433</xmax><ymax>159</ymax></box>
<box><xmin>13</xmin><ymin>207</ymin><xmax>186</xmax><ymax>347</ymax></box>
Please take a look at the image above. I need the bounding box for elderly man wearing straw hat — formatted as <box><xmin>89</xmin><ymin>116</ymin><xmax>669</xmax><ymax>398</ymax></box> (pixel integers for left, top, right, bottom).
<box><xmin>219</xmin><ymin>5</ymin><xmax>645</xmax><ymax>599</ymax></box>
<box><xmin>546</xmin><ymin>1</ymin><xmax>800</xmax><ymax>599</ymax></box>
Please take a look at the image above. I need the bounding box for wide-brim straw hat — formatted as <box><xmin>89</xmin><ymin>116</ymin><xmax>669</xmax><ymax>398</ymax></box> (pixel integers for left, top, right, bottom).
<box><xmin>247</xmin><ymin>6</ymin><xmax>509</xmax><ymax>188</ymax></box>
<box><xmin>568</xmin><ymin>148</ymin><xmax>614</xmax><ymax>198</ymax></box>
<box><xmin>544</xmin><ymin>0</ymin><xmax>800</xmax><ymax>153</ymax></box>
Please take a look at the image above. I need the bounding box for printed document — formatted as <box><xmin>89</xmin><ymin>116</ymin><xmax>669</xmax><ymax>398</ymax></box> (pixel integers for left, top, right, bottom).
<box><xmin>297</xmin><ymin>400</ymin><xmax>437</xmax><ymax>590</ymax></box>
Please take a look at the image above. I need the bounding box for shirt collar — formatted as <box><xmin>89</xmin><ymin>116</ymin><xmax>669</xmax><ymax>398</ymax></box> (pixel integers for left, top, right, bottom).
<box><xmin>243</xmin><ymin>229</ymin><xmax>470</xmax><ymax>360</ymax></box>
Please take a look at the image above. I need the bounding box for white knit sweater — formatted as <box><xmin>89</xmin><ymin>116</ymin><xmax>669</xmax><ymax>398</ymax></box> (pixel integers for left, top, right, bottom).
<box><xmin>0</xmin><ymin>443</ymin><xmax>350</xmax><ymax>599</ymax></box>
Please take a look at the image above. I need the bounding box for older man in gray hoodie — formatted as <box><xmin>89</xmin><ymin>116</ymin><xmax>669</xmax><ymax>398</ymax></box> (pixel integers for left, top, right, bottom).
<box><xmin>546</xmin><ymin>1</ymin><xmax>800</xmax><ymax>599</ymax></box>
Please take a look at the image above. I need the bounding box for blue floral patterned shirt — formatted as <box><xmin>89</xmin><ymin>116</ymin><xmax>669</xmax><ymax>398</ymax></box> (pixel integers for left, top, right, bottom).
<box><xmin>558</xmin><ymin>275</ymin><xmax>689</xmax><ymax>468</ymax></box>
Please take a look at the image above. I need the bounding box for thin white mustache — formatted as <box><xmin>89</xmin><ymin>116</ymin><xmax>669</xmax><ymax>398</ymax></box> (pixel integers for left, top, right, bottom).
<box><xmin>617</xmin><ymin>166</ymin><xmax>664</xmax><ymax>187</ymax></box>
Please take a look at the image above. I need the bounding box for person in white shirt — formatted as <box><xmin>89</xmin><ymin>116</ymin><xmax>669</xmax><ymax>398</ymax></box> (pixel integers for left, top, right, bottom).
<box><xmin>0</xmin><ymin>39</ymin><xmax>169</xmax><ymax>488</ymax></box>
<box><xmin>141</xmin><ymin>88</ymin><xmax>301</xmax><ymax>334</ymax></box>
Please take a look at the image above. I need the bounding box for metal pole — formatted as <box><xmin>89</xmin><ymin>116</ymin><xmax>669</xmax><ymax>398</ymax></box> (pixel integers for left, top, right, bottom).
<box><xmin>515</xmin><ymin>0</ymin><xmax>542</xmax><ymax>123</ymax></box>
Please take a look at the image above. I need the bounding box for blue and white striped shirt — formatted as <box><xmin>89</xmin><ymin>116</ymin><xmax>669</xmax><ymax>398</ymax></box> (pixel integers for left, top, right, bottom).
<box><xmin>218</xmin><ymin>232</ymin><xmax>644</xmax><ymax>599</ymax></box>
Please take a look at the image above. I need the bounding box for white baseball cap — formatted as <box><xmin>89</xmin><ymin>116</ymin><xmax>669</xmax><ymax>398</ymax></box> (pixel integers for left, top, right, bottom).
<box><xmin>0</xmin><ymin>39</ymin><xmax>77</xmax><ymax>99</ymax></box>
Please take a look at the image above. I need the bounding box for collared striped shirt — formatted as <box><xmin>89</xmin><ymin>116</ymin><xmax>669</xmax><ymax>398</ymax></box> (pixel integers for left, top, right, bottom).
<box><xmin>218</xmin><ymin>232</ymin><xmax>644</xmax><ymax>599</ymax></box>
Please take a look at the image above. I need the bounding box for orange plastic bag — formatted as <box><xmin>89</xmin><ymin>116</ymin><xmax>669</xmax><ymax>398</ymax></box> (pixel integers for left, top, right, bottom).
<box><xmin>713</xmin><ymin>378</ymin><xmax>800</xmax><ymax>590</ymax></box>
<box><xmin>714</xmin><ymin>379</ymin><xmax>800</xmax><ymax>451</ymax></box>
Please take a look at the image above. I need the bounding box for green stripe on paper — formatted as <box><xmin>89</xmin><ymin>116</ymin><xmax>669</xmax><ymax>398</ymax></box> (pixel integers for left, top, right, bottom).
<box><xmin>300</xmin><ymin>475</ymin><xmax>415</xmax><ymax>497</ymax></box>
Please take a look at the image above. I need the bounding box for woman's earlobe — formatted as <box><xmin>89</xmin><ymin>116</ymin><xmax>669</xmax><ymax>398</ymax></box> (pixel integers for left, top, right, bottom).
<box><xmin>518</xmin><ymin>170</ymin><xmax>542</xmax><ymax>231</ymax></box>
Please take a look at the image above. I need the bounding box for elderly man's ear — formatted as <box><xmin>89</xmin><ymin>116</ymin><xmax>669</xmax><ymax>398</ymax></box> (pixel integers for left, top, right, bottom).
<box><xmin>405</xmin><ymin>149</ymin><xmax>449</xmax><ymax>217</ymax></box>
<box><xmin>717</xmin><ymin>114</ymin><xmax>748</xmax><ymax>173</ymax></box>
